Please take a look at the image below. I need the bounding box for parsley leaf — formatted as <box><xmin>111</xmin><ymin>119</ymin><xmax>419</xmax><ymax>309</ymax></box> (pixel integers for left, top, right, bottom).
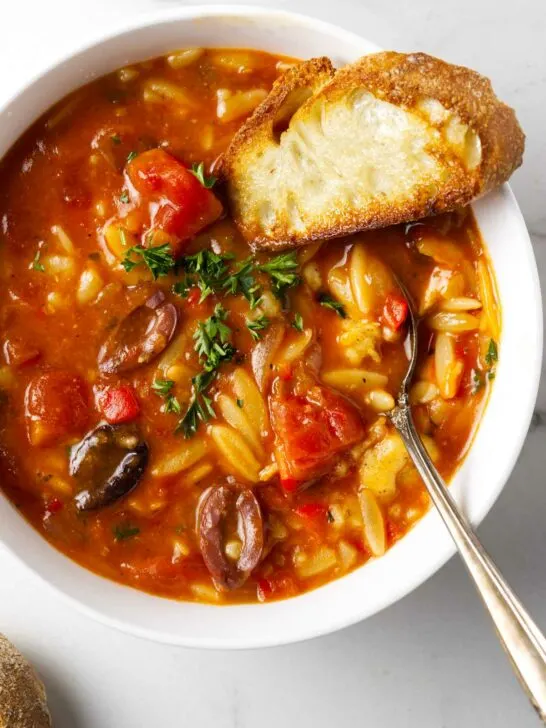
<box><xmin>236</xmin><ymin>399</ymin><xmax>244</xmax><ymax>408</ymax></box>
<box><xmin>113</xmin><ymin>524</ymin><xmax>140</xmax><ymax>541</ymax></box>
<box><xmin>163</xmin><ymin>394</ymin><xmax>181</xmax><ymax>414</ymax></box>
<box><xmin>119</xmin><ymin>190</ymin><xmax>130</xmax><ymax>204</ymax></box>
<box><xmin>193</xmin><ymin>303</ymin><xmax>235</xmax><ymax>372</ymax></box>
<box><xmin>178</xmin><ymin>305</ymin><xmax>236</xmax><ymax>437</ymax></box>
<box><xmin>126</xmin><ymin>150</ymin><xmax>138</xmax><ymax>163</ymax></box>
<box><xmin>223</xmin><ymin>257</ymin><xmax>262</xmax><ymax>309</ymax></box>
<box><xmin>122</xmin><ymin>243</ymin><xmax>175</xmax><ymax>280</ymax></box>
<box><xmin>292</xmin><ymin>312</ymin><xmax>304</xmax><ymax>332</ymax></box>
<box><xmin>189</xmin><ymin>161</ymin><xmax>217</xmax><ymax>189</ymax></box>
<box><xmin>183</xmin><ymin>250</ymin><xmax>233</xmax><ymax>302</ymax></box>
<box><xmin>111</xmin><ymin>134</ymin><xmax>121</xmax><ymax>145</ymax></box>
<box><xmin>152</xmin><ymin>379</ymin><xmax>175</xmax><ymax>397</ymax></box>
<box><xmin>257</xmin><ymin>252</ymin><xmax>299</xmax><ymax>296</ymax></box>
<box><xmin>485</xmin><ymin>339</ymin><xmax>498</xmax><ymax>367</ymax></box>
<box><xmin>246</xmin><ymin>315</ymin><xmax>270</xmax><ymax>341</ymax></box>
<box><xmin>318</xmin><ymin>292</ymin><xmax>347</xmax><ymax>318</ymax></box>
<box><xmin>31</xmin><ymin>249</ymin><xmax>45</xmax><ymax>272</ymax></box>
<box><xmin>471</xmin><ymin>370</ymin><xmax>484</xmax><ymax>394</ymax></box>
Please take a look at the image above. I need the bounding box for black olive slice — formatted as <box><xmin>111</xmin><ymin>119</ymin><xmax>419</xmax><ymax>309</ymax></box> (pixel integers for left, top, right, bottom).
<box><xmin>70</xmin><ymin>423</ymin><xmax>148</xmax><ymax>511</ymax></box>
<box><xmin>98</xmin><ymin>290</ymin><xmax>178</xmax><ymax>374</ymax></box>
<box><xmin>197</xmin><ymin>485</ymin><xmax>264</xmax><ymax>591</ymax></box>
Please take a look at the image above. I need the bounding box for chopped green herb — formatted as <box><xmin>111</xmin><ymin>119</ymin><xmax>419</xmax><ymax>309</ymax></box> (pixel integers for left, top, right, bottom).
<box><xmin>485</xmin><ymin>339</ymin><xmax>498</xmax><ymax>367</ymax></box>
<box><xmin>119</xmin><ymin>190</ymin><xmax>130</xmax><ymax>204</ymax></box>
<box><xmin>189</xmin><ymin>161</ymin><xmax>217</xmax><ymax>189</ymax></box>
<box><xmin>172</xmin><ymin>276</ymin><xmax>192</xmax><ymax>299</ymax></box>
<box><xmin>183</xmin><ymin>250</ymin><xmax>233</xmax><ymax>302</ymax></box>
<box><xmin>246</xmin><ymin>315</ymin><xmax>270</xmax><ymax>341</ymax></box>
<box><xmin>31</xmin><ymin>249</ymin><xmax>45</xmax><ymax>272</ymax></box>
<box><xmin>292</xmin><ymin>312</ymin><xmax>304</xmax><ymax>332</ymax></box>
<box><xmin>122</xmin><ymin>243</ymin><xmax>175</xmax><ymax>280</ymax></box>
<box><xmin>318</xmin><ymin>292</ymin><xmax>347</xmax><ymax>318</ymax></box>
<box><xmin>488</xmin><ymin>371</ymin><xmax>496</xmax><ymax>381</ymax></box>
<box><xmin>236</xmin><ymin>399</ymin><xmax>244</xmax><ymax>408</ymax></box>
<box><xmin>111</xmin><ymin>134</ymin><xmax>121</xmax><ymax>145</ymax></box>
<box><xmin>178</xmin><ymin>305</ymin><xmax>236</xmax><ymax>437</ymax></box>
<box><xmin>126</xmin><ymin>150</ymin><xmax>138</xmax><ymax>163</ymax></box>
<box><xmin>471</xmin><ymin>370</ymin><xmax>484</xmax><ymax>394</ymax></box>
<box><xmin>163</xmin><ymin>394</ymin><xmax>181</xmax><ymax>414</ymax></box>
<box><xmin>152</xmin><ymin>379</ymin><xmax>175</xmax><ymax>397</ymax></box>
<box><xmin>258</xmin><ymin>252</ymin><xmax>299</xmax><ymax>296</ymax></box>
<box><xmin>223</xmin><ymin>257</ymin><xmax>262</xmax><ymax>308</ymax></box>
<box><xmin>193</xmin><ymin>303</ymin><xmax>235</xmax><ymax>372</ymax></box>
<box><xmin>113</xmin><ymin>524</ymin><xmax>140</xmax><ymax>541</ymax></box>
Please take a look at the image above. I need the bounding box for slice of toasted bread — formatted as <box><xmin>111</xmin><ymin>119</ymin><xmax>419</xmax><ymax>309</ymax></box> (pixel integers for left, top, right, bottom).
<box><xmin>221</xmin><ymin>52</ymin><xmax>525</xmax><ymax>250</ymax></box>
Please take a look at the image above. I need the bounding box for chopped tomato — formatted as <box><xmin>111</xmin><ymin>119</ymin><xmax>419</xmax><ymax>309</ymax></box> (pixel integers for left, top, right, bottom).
<box><xmin>294</xmin><ymin>503</ymin><xmax>328</xmax><ymax>520</ymax></box>
<box><xmin>257</xmin><ymin>574</ymin><xmax>297</xmax><ymax>602</ymax></box>
<box><xmin>270</xmin><ymin>378</ymin><xmax>365</xmax><ymax>489</ymax></box>
<box><xmin>3</xmin><ymin>337</ymin><xmax>41</xmax><ymax>368</ymax></box>
<box><xmin>186</xmin><ymin>288</ymin><xmax>201</xmax><ymax>306</ymax></box>
<box><xmin>46</xmin><ymin>497</ymin><xmax>64</xmax><ymax>514</ymax></box>
<box><xmin>382</xmin><ymin>291</ymin><xmax>408</xmax><ymax>331</ymax></box>
<box><xmin>126</xmin><ymin>149</ymin><xmax>222</xmax><ymax>249</ymax></box>
<box><xmin>25</xmin><ymin>370</ymin><xmax>89</xmax><ymax>446</ymax></box>
<box><xmin>99</xmin><ymin>385</ymin><xmax>140</xmax><ymax>424</ymax></box>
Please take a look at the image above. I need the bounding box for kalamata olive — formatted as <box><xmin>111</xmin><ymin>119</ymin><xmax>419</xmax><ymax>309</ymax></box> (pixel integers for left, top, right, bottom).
<box><xmin>197</xmin><ymin>485</ymin><xmax>264</xmax><ymax>591</ymax></box>
<box><xmin>98</xmin><ymin>291</ymin><xmax>178</xmax><ymax>374</ymax></box>
<box><xmin>70</xmin><ymin>423</ymin><xmax>148</xmax><ymax>511</ymax></box>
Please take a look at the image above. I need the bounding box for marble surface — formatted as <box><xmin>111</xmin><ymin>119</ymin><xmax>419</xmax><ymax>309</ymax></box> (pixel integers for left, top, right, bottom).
<box><xmin>1</xmin><ymin>1</ymin><xmax>545</xmax><ymax>726</ymax></box>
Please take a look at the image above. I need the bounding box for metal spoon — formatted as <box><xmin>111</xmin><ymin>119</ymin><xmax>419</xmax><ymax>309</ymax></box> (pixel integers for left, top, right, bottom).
<box><xmin>388</xmin><ymin>281</ymin><xmax>546</xmax><ymax>722</ymax></box>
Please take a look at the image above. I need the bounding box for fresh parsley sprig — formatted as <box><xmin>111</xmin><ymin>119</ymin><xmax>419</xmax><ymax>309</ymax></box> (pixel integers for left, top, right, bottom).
<box><xmin>257</xmin><ymin>252</ymin><xmax>299</xmax><ymax>297</ymax></box>
<box><xmin>178</xmin><ymin>305</ymin><xmax>236</xmax><ymax>438</ymax></box>
<box><xmin>152</xmin><ymin>379</ymin><xmax>182</xmax><ymax>414</ymax></box>
<box><xmin>122</xmin><ymin>243</ymin><xmax>175</xmax><ymax>280</ymax></box>
<box><xmin>246</xmin><ymin>315</ymin><xmax>270</xmax><ymax>341</ymax></box>
<box><xmin>317</xmin><ymin>292</ymin><xmax>347</xmax><ymax>318</ymax></box>
<box><xmin>189</xmin><ymin>161</ymin><xmax>217</xmax><ymax>189</ymax></box>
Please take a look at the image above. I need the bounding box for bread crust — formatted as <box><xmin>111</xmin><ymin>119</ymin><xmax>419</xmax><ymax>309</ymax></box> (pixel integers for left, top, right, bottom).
<box><xmin>221</xmin><ymin>52</ymin><xmax>524</xmax><ymax>251</ymax></box>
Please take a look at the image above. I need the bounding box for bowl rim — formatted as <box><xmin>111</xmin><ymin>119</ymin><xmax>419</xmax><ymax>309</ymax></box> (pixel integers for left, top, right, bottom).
<box><xmin>0</xmin><ymin>4</ymin><xmax>542</xmax><ymax>649</ymax></box>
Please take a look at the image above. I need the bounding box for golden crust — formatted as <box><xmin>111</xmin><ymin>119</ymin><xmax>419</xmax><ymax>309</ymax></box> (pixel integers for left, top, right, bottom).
<box><xmin>221</xmin><ymin>52</ymin><xmax>525</xmax><ymax>251</ymax></box>
<box><xmin>219</xmin><ymin>56</ymin><xmax>335</xmax><ymax>177</ymax></box>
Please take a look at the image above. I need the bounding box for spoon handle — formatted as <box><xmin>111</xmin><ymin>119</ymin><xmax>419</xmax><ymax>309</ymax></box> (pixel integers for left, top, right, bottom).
<box><xmin>391</xmin><ymin>401</ymin><xmax>546</xmax><ymax>722</ymax></box>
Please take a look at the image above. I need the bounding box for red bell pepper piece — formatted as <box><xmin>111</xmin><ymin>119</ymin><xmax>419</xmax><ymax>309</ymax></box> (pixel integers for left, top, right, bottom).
<box><xmin>100</xmin><ymin>385</ymin><xmax>140</xmax><ymax>424</ymax></box>
<box><xmin>382</xmin><ymin>291</ymin><xmax>408</xmax><ymax>331</ymax></box>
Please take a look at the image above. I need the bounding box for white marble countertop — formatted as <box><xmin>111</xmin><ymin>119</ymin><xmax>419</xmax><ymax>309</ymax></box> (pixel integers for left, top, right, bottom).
<box><xmin>1</xmin><ymin>1</ymin><xmax>545</xmax><ymax>726</ymax></box>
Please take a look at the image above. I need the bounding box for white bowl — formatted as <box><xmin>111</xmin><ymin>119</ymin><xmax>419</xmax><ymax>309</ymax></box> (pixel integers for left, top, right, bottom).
<box><xmin>0</xmin><ymin>6</ymin><xmax>542</xmax><ymax>649</ymax></box>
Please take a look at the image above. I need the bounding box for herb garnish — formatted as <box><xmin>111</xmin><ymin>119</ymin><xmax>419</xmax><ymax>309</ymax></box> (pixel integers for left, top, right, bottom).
<box><xmin>485</xmin><ymin>339</ymin><xmax>498</xmax><ymax>367</ymax></box>
<box><xmin>236</xmin><ymin>399</ymin><xmax>244</xmax><ymax>408</ymax></box>
<box><xmin>126</xmin><ymin>150</ymin><xmax>138</xmax><ymax>163</ymax></box>
<box><xmin>111</xmin><ymin>134</ymin><xmax>121</xmax><ymax>145</ymax></box>
<box><xmin>31</xmin><ymin>249</ymin><xmax>45</xmax><ymax>272</ymax></box>
<box><xmin>178</xmin><ymin>304</ymin><xmax>236</xmax><ymax>437</ymax></box>
<box><xmin>246</xmin><ymin>315</ymin><xmax>270</xmax><ymax>341</ymax></box>
<box><xmin>318</xmin><ymin>292</ymin><xmax>347</xmax><ymax>318</ymax></box>
<box><xmin>257</xmin><ymin>252</ymin><xmax>299</xmax><ymax>297</ymax></box>
<box><xmin>471</xmin><ymin>370</ymin><xmax>484</xmax><ymax>395</ymax></box>
<box><xmin>119</xmin><ymin>190</ymin><xmax>130</xmax><ymax>204</ymax></box>
<box><xmin>152</xmin><ymin>378</ymin><xmax>182</xmax><ymax>414</ymax></box>
<box><xmin>222</xmin><ymin>257</ymin><xmax>262</xmax><ymax>309</ymax></box>
<box><xmin>292</xmin><ymin>312</ymin><xmax>304</xmax><ymax>332</ymax></box>
<box><xmin>122</xmin><ymin>243</ymin><xmax>175</xmax><ymax>280</ymax></box>
<box><xmin>189</xmin><ymin>161</ymin><xmax>217</xmax><ymax>189</ymax></box>
<box><xmin>113</xmin><ymin>524</ymin><xmax>140</xmax><ymax>541</ymax></box>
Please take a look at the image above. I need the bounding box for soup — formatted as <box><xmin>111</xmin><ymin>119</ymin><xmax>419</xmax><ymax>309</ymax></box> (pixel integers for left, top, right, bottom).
<box><xmin>0</xmin><ymin>48</ymin><xmax>499</xmax><ymax>603</ymax></box>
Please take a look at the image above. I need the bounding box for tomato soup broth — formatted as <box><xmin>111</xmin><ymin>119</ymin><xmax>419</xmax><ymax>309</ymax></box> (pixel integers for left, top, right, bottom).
<box><xmin>0</xmin><ymin>48</ymin><xmax>499</xmax><ymax>604</ymax></box>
